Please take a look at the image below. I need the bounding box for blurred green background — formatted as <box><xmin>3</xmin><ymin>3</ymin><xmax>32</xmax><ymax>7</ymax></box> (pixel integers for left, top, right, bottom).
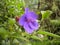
<box><xmin>0</xmin><ymin>0</ymin><xmax>60</xmax><ymax>45</ymax></box>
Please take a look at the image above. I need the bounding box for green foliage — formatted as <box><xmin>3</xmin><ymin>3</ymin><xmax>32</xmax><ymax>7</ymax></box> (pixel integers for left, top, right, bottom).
<box><xmin>6</xmin><ymin>0</ymin><xmax>24</xmax><ymax>16</ymax></box>
<box><xmin>41</xmin><ymin>10</ymin><xmax>52</xmax><ymax>20</ymax></box>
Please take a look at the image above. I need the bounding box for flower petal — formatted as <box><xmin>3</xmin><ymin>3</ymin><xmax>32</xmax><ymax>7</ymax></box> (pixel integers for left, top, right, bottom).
<box><xmin>26</xmin><ymin>11</ymin><xmax>38</xmax><ymax>19</ymax></box>
<box><xmin>24</xmin><ymin>22</ymin><xmax>34</xmax><ymax>34</ymax></box>
<box><xmin>19</xmin><ymin>15</ymin><xmax>26</xmax><ymax>26</ymax></box>
<box><xmin>29</xmin><ymin>21</ymin><xmax>39</xmax><ymax>30</ymax></box>
<box><xmin>25</xmin><ymin>8</ymin><xmax>29</xmax><ymax>14</ymax></box>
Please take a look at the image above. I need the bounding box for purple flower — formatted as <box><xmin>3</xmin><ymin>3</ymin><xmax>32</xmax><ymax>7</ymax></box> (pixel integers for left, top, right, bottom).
<box><xmin>19</xmin><ymin>8</ymin><xmax>39</xmax><ymax>34</ymax></box>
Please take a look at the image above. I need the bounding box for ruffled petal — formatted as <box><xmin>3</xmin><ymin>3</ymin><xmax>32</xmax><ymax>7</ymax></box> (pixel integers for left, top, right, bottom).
<box><xmin>19</xmin><ymin>15</ymin><xmax>26</xmax><ymax>26</ymax></box>
<box><xmin>24</xmin><ymin>22</ymin><xmax>34</xmax><ymax>34</ymax></box>
<box><xmin>29</xmin><ymin>21</ymin><xmax>39</xmax><ymax>30</ymax></box>
<box><xmin>26</xmin><ymin>11</ymin><xmax>38</xmax><ymax>19</ymax></box>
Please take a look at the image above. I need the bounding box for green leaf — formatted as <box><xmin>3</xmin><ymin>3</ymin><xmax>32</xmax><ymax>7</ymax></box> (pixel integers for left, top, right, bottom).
<box><xmin>8</xmin><ymin>18</ymin><xmax>16</xmax><ymax>25</ymax></box>
<box><xmin>0</xmin><ymin>27</ymin><xmax>9</xmax><ymax>39</ymax></box>
<box><xmin>41</xmin><ymin>10</ymin><xmax>52</xmax><ymax>20</ymax></box>
<box><xmin>37</xmin><ymin>30</ymin><xmax>60</xmax><ymax>38</ymax></box>
<box><xmin>50</xmin><ymin>20</ymin><xmax>60</xmax><ymax>26</ymax></box>
<box><xmin>31</xmin><ymin>35</ymin><xmax>42</xmax><ymax>41</ymax></box>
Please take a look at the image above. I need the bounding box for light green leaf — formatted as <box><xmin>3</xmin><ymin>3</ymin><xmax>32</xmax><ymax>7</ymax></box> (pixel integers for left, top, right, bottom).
<box><xmin>41</xmin><ymin>10</ymin><xmax>52</xmax><ymax>20</ymax></box>
<box><xmin>37</xmin><ymin>30</ymin><xmax>60</xmax><ymax>38</ymax></box>
<box><xmin>8</xmin><ymin>18</ymin><xmax>16</xmax><ymax>25</ymax></box>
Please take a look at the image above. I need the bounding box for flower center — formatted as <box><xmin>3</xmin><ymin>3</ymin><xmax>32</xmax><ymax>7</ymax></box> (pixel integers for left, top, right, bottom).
<box><xmin>26</xmin><ymin>18</ymin><xmax>31</xmax><ymax>22</ymax></box>
<box><xmin>25</xmin><ymin>17</ymin><xmax>34</xmax><ymax>23</ymax></box>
